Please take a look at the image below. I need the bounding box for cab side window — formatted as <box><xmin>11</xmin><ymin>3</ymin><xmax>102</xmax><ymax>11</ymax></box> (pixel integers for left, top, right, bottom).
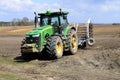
<box><xmin>51</xmin><ymin>16</ymin><xmax>59</xmax><ymax>26</ymax></box>
<box><xmin>60</xmin><ymin>15</ymin><xmax>68</xmax><ymax>27</ymax></box>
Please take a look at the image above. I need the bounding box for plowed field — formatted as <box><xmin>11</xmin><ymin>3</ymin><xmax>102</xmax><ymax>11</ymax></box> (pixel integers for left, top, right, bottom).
<box><xmin>0</xmin><ymin>24</ymin><xmax>120</xmax><ymax>80</ymax></box>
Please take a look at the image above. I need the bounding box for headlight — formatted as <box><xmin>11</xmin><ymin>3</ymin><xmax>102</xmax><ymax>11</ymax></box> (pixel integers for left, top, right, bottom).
<box><xmin>33</xmin><ymin>34</ymin><xmax>40</xmax><ymax>37</ymax></box>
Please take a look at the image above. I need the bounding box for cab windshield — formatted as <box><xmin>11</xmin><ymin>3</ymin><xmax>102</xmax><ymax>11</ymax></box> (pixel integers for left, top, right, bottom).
<box><xmin>40</xmin><ymin>16</ymin><xmax>59</xmax><ymax>26</ymax></box>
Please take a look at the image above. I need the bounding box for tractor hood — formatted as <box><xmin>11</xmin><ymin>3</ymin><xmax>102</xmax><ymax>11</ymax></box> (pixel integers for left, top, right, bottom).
<box><xmin>26</xmin><ymin>25</ymin><xmax>52</xmax><ymax>36</ymax></box>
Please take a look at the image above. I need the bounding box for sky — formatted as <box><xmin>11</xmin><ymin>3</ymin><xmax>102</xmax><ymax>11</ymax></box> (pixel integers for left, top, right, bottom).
<box><xmin>0</xmin><ymin>0</ymin><xmax>120</xmax><ymax>23</ymax></box>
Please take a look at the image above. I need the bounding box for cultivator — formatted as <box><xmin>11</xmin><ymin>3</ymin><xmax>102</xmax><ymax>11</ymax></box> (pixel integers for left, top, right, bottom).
<box><xmin>71</xmin><ymin>19</ymin><xmax>95</xmax><ymax>49</ymax></box>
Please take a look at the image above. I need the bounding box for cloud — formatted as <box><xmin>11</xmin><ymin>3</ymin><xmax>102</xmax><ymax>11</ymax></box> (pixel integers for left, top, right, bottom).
<box><xmin>32</xmin><ymin>3</ymin><xmax>61</xmax><ymax>13</ymax></box>
<box><xmin>0</xmin><ymin>11</ymin><xmax>7</xmax><ymax>16</ymax></box>
<box><xmin>0</xmin><ymin>0</ymin><xmax>61</xmax><ymax>12</ymax></box>
<box><xmin>100</xmin><ymin>0</ymin><xmax>120</xmax><ymax>11</ymax></box>
<box><xmin>0</xmin><ymin>0</ymin><xmax>33</xmax><ymax>12</ymax></box>
<box><xmin>0</xmin><ymin>0</ymin><xmax>61</xmax><ymax>21</ymax></box>
<box><xmin>1</xmin><ymin>0</ymin><xmax>120</xmax><ymax>23</ymax></box>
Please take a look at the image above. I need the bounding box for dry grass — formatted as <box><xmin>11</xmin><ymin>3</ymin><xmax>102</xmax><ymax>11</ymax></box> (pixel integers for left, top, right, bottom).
<box><xmin>0</xmin><ymin>24</ymin><xmax>120</xmax><ymax>36</ymax></box>
<box><xmin>0</xmin><ymin>26</ymin><xmax>34</xmax><ymax>36</ymax></box>
<box><xmin>94</xmin><ymin>24</ymin><xmax>120</xmax><ymax>35</ymax></box>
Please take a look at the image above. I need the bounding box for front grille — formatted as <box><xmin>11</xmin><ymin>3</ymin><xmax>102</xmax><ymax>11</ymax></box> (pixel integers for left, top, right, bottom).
<box><xmin>25</xmin><ymin>36</ymin><xmax>40</xmax><ymax>45</ymax></box>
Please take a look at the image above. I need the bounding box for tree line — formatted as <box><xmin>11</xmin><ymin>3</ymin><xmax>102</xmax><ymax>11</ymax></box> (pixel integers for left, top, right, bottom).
<box><xmin>0</xmin><ymin>17</ymin><xmax>34</xmax><ymax>27</ymax></box>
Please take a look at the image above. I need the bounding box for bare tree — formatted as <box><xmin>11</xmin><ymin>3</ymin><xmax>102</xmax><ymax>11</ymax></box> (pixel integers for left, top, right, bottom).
<box><xmin>12</xmin><ymin>18</ymin><xmax>21</xmax><ymax>26</ymax></box>
<box><xmin>22</xmin><ymin>17</ymin><xmax>29</xmax><ymax>26</ymax></box>
<box><xmin>0</xmin><ymin>17</ymin><xmax>33</xmax><ymax>27</ymax></box>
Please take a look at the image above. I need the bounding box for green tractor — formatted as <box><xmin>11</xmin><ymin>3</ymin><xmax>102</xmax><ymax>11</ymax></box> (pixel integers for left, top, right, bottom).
<box><xmin>21</xmin><ymin>9</ymin><xmax>78</xmax><ymax>59</ymax></box>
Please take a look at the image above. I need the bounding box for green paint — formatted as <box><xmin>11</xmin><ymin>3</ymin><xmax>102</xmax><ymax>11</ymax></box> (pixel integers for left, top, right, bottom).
<box><xmin>39</xmin><ymin>25</ymin><xmax>53</xmax><ymax>50</ymax></box>
<box><xmin>63</xmin><ymin>25</ymin><xmax>71</xmax><ymax>36</ymax></box>
<box><xmin>24</xmin><ymin>25</ymin><xmax>71</xmax><ymax>53</ymax></box>
<box><xmin>21</xmin><ymin>10</ymin><xmax>74</xmax><ymax>53</ymax></box>
<box><xmin>26</xmin><ymin>25</ymin><xmax>52</xmax><ymax>35</ymax></box>
<box><xmin>26</xmin><ymin>25</ymin><xmax>53</xmax><ymax>51</ymax></box>
<box><xmin>46</xmin><ymin>10</ymin><xmax>51</xmax><ymax>15</ymax></box>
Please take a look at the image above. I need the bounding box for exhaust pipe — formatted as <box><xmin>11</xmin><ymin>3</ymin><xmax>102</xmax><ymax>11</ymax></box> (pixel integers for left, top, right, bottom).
<box><xmin>34</xmin><ymin>12</ymin><xmax>38</xmax><ymax>28</ymax></box>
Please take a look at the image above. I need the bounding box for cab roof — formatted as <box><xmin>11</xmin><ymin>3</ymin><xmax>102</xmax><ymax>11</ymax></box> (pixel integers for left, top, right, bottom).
<box><xmin>38</xmin><ymin>11</ymin><xmax>69</xmax><ymax>16</ymax></box>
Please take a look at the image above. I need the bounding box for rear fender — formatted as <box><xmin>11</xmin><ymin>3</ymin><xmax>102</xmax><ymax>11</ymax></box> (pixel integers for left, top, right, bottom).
<box><xmin>63</xmin><ymin>26</ymin><xmax>77</xmax><ymax>37</ymax></box>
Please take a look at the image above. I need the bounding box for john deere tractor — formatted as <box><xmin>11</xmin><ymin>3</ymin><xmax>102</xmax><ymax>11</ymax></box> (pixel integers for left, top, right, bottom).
<box><xmin>21</xmin><ymin>9</ymin><xmax>78</xmax><ymax>59</ymax></box>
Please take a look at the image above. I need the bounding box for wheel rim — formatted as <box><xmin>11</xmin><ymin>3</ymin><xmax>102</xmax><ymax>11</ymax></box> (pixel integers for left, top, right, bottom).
<box><xmin>72</xmin><ymin>34</ymin><xmax>77</xmax><ymax>49</ymax></box>
<box><xmin>56</xmin><ymin>41</ymin><xmax>62</xmax><ymax>55</ymax></box>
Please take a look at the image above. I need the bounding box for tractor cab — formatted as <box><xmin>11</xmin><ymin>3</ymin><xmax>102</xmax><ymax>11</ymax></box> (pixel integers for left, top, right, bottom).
<box><xmin>35</xmin><ymin>9</ymin><xmax>69</xmax><ymax>34</ymax></box>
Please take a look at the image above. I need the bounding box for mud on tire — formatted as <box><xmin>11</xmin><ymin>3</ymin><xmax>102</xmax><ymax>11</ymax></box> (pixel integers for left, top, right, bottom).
<box><xmin>45</xmin><ymin>36</ymin><xmax>63</xmax><ymax>59</ymax></box>
<box><xmin>67</xmin><ymin>29</ymin><xmax>78</xmax><ymax>54</ymax></box>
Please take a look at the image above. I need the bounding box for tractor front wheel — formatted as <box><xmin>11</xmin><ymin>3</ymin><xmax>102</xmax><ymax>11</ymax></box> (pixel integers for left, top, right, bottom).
<box><xmin>46</xmin><ymin>36</ymin><xmax>63</xmax><ymax>59</ymax></box>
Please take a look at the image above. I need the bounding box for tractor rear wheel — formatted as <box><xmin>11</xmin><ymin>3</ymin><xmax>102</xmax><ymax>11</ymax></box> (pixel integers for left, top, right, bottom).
<box><xmin>46</xmin><ymin>36</ymin><xmax>63</xmax><ymax>59</ymax></box>
<box><xmin>67</xmin><ymin>29</ymin><xmax>78</xmax><ymax>54</ymax></box>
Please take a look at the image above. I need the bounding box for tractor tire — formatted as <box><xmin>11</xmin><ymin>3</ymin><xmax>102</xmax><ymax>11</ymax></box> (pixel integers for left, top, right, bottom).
<box><xmin>46</xmin><ymin>36</ymin><xmax>63</xmax><ymax>59</ymax></box>
<box><xmin>87</xmin><ymin>38</ymin><xmax>95</xmax><ymax>46</ymax></box>
<box><xmin>67</xmin><ymin>29</ymin><xmax>78</xmax><ymax>54</ymax></box>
